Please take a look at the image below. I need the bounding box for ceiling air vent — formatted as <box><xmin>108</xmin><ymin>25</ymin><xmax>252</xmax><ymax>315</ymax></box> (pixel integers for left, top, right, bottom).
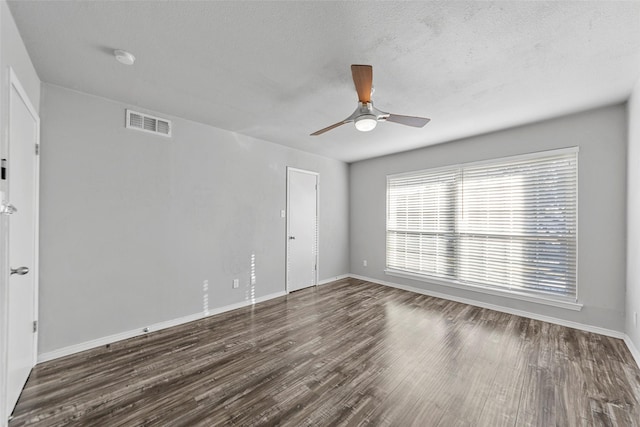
<box><xmin>126</xmin><ymin>109</ymin><xmax>172</xmax><ymax>137</ymax></box>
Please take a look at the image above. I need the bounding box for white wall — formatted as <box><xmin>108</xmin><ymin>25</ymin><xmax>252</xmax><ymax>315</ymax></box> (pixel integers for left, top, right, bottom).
<box><xmin>37</xmin><ymin>83</ymin><xmax>349</xmax><ymax>355</ymax></box>
<box><xmin>0</xmin><ymin>1</ymin><xmax>41</xmax><ymax>424</ymax></box>
<box><xmin>627</xmin><ymin>80</ymin><xmax>640</xmax><ymax>353</ymax></box>
<box><xmin>350</xmin><ymin>105</ymin><xmax>627</xmax><ymax>332</ymax></box>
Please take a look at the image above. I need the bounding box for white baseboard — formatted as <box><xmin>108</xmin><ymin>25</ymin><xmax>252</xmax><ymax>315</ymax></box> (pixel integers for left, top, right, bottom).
<box><xmin>38</xmin><ymin>291</ymin><xmax>287</xmax><ymax>364</ymax></box>
<box><xmin>348</xmin><ymin>274</ymin><xmax>626</xmax><ymax>340</ymax></box>
<box><xmin>349</xmin><ymin>274</ymin><xmax>640</xmax><ymax>369</ymax></box>
<box><xmin>624</xmin><ymin>335</ymin><xmax>640</xmax><ymax>368</ymax></box>
<box><xmin>318</xmin><ymin>274</ymin><xmax>350</xmax><ymax>286</ymax></box>
<box><xmin>38</xmin><ymin>274</ymin><xmax>351</xmax><ymax>364</ymax></box>
<box><xmin>38</xmin><ymin>274</ymin><xmax>640</xmax><ymax>372</ymax></box>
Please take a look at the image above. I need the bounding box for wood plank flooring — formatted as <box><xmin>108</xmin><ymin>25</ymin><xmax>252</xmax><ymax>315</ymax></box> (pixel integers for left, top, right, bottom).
<box><xmin>9</xmin><ymin>278</ymin><xmax>640</xmax><ymax>426</ymax></box>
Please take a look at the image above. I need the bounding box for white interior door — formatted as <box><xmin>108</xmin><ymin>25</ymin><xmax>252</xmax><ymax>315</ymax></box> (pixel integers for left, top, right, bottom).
<box><xmin>6</xmin><ymin>69</ymin><xmax>39</xmax><ymax>416</ymax></box>
<box><xmin>286</xmin><ymin>168</ymin><xmax>318</xmax><ymax>292</ymax></box>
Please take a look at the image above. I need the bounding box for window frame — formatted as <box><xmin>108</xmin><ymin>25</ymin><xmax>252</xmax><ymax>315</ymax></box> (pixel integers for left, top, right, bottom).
<box><xmin>385</xmin><ymin>147</ymin><xmax>581</xmax><ymax>311</ymax></box>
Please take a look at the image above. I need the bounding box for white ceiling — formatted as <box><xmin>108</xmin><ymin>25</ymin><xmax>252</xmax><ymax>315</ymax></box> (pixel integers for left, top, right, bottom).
<box><xmin>8</xmin><ymin>1</ymin><xmax>640</xmax><ymax>163</ymax></box>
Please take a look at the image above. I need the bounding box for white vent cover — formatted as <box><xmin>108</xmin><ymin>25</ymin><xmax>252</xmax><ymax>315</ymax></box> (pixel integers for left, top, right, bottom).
<box><xmin>126</xmin><ymin>109</ymin><xmax>171</xmax><ymax>137</ymax></box>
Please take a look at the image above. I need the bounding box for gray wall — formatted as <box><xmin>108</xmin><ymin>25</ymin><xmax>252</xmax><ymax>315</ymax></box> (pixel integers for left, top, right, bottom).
<box><xmin>0</xmin><ymin>1</ymin><xmax>41</xmax><ymax>424</ymax></box>
<box><xmin>350</xmin><ymin>105</ymin><xmax>627</xmax><ymax>331</ymax></box>
<box><xmin>38</xmin><ymin>84</ymin><xmax>349</xmax><ymax>354</ymax></box>
<box><xmin>627</xmin><ymin>81</ymin><xmax>640</xmax><ymax>350</ymax></box>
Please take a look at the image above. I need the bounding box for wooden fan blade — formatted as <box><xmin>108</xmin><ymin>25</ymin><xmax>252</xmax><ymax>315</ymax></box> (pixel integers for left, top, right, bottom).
<box><xmin>386</xmin><ymin>114</ymin><xmax>431</xmax><ymax>128</ymax></box>
<box><xmin>351</xmin><ymin>65</ymin><xmax>373</xmax><ymax>103</ymax></box>
<box><xmin>310</xmin><ymin>121</ymin><xmax>348</xmax><ymax>136</ymax></box>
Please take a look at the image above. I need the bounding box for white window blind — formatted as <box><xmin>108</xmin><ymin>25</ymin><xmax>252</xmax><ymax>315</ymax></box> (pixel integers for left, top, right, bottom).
<box><xmin>386</xmin><ymin>149</ymin><xmax>578</xmax><ymax>301</ymax></box>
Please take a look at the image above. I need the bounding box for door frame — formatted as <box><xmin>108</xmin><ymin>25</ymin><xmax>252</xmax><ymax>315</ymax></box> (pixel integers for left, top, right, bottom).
<box><xmin>285</xmin><ymin>167</ymin><xmax>319</xmax><ymax>293</ymax></box>
<box><xmin>2</xmin><ymin>67</ymin><xmax>40</xmax><ymax>419</ymax></box>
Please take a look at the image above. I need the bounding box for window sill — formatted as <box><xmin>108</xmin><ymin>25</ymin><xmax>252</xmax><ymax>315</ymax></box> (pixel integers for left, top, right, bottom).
<box><xmin>384</xmin><ymin>269</ymin><xmax>583</xmax><ymax>311</ymax></box>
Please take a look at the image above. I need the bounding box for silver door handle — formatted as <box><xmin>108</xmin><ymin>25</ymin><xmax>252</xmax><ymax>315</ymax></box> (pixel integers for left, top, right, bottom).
<box><xmin>0</xmin><ymin>204</ymin><xmax>17</xmax><ymax>215</ymax></box>
<box><xmin>289</xmin><ymin>236</ymin><xmax>296</xmax><ymax>240</ymax></box>
<box><xmin>11</xmin><ymin>266</ymin><xmax>29</xmax><ymax>276</ymax></box>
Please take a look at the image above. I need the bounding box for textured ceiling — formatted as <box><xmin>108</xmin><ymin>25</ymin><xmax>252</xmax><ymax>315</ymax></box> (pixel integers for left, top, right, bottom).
<box><xmin>8</xmin><ymin>1</ymin><xmax>640</xmax><ymax>163</ymax></box>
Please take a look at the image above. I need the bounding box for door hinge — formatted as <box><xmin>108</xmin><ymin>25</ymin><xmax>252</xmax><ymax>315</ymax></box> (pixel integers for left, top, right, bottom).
<box><xmin>33</xmin><ymin>320</ymin><xmax>38</xmax><ymax>333</ymax></box>
<box><xmin>35</xmin><ymin>144</ymin><xmax>40</xmax><ymax>155</ymax></box>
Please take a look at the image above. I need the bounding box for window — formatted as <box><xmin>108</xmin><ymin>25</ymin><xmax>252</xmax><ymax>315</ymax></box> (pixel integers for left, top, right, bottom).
<box><xmin>386</xmin><ymin>148</ymin><xmax>578</xmax><ymax>302</ymax></box>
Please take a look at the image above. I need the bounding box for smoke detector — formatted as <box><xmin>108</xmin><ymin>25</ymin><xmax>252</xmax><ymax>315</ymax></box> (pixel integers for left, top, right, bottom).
<box><xmin>114</xmin><ymin>49</ymin><xmax>135</xmax><ymax>65</ymax></box>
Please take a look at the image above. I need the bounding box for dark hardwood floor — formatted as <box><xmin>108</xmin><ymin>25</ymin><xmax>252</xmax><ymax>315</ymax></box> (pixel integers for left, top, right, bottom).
<box><xmin>9</xmin><ymin>278</ymin><xmax>640</xmax><ymax>426</ymax></box>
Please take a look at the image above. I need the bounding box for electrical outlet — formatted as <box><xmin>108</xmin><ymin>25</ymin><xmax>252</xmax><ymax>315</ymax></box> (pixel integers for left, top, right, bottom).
<box><xmin>363</xmin><ymin>260</ymin><xmax>367</xmax><ymax>267</ymax></box>
<box><xmin>233</xmin><ymin>279</ymin><xmax>239</xmax><ymax>289</ymax></box>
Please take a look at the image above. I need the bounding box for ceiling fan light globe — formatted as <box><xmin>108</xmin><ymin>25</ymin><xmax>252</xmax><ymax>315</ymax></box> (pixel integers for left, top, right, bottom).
<box><xmin>354</xmin><ymin>115</ymin><xmax>377</xmax><ymax>132</ymax></box>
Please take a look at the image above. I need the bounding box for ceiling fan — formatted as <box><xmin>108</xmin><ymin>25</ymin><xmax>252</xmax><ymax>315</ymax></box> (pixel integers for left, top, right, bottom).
<box><xmin>310</xmin><ymin>64</ymin><xmax>431</xmax><ymax>136</ymax></box>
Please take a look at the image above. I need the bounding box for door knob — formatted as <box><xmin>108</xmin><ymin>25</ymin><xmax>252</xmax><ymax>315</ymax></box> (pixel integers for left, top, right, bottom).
<box><xmin>0</xmin><ymin>204</ymin><xmax>17</xmax><ymax>215</ymax></box>
<box><xmin>289</xmin><ymin>236</ymin><xmax>296</xmax><ymax>240</ymax></box>
<box><xmin>10</xmin><ymin>266</ymin><xmax>29</xmax><ymax>276</ymax></box>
